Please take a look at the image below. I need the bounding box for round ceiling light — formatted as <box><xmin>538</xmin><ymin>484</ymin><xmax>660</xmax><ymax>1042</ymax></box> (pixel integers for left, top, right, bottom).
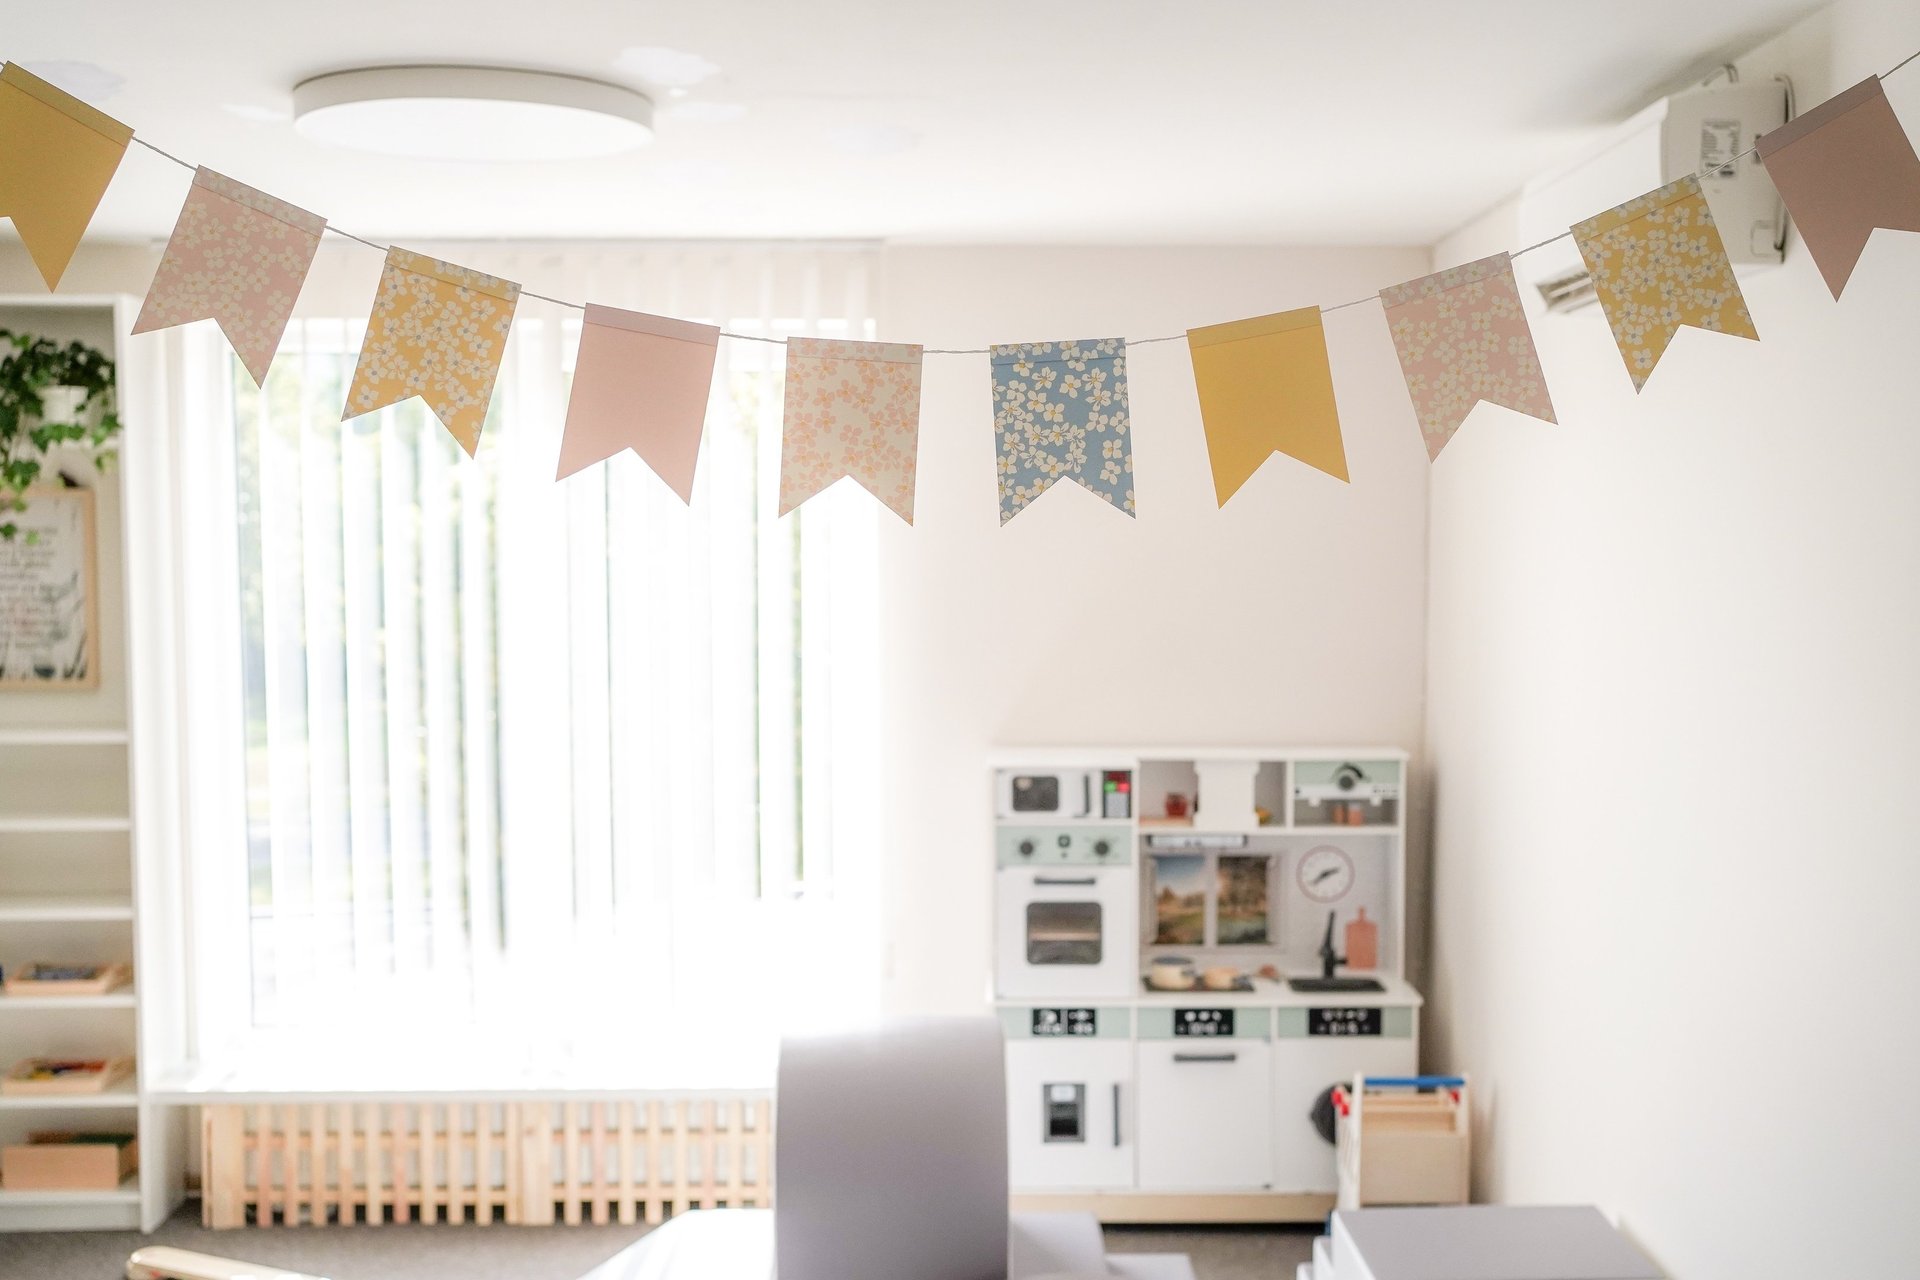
<box><xmin>292</xmin><ymin>66</ymin><xmax>653</xmax><ymax>162</ymax></box>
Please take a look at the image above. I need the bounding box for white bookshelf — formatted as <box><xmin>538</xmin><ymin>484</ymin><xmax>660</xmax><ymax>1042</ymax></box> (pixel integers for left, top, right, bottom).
<box><xmin>0</xmin><ymin>294</ymin><xmax>185</xmax><ymax>1232</ymax></box>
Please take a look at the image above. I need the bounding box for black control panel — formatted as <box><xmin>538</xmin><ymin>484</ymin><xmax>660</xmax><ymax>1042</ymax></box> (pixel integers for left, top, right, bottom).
<box><xmin>1031</xmin><ymin>1007</ymin><xmax>1097</xmax><ymax>1037</ymax></box>
<box><xmin>1308</xmin><ymin>1007</ymin><xmax>1383</xmax><ymax>1036</ymax></box>
<box><xmin>1173</xmin><ymin>1008</ymin><xmax>1235</xmax><ymax>1037</ymax></box>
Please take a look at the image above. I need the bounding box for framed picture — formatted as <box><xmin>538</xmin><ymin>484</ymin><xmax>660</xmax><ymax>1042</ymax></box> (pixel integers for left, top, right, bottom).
<box><xmin>1151</xmin><ymin>849</ymin><xmax>1277</xmax><ymax>949</ymax></box>
<box><xmin>0</xmin><ymin>487</ymin><xmax>99</xmax><ymax>689</ymax></box>
<box><xmin>1151</xmin><ymin>854</ymin><xmax>1208</xmax><ymax>946</ymax></box>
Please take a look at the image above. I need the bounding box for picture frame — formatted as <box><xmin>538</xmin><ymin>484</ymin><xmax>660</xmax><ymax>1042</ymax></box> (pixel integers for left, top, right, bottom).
<box><xmin>0</xmin><ymin>486</ymin><xmax>99</xmax><ymax>690</ymax></box>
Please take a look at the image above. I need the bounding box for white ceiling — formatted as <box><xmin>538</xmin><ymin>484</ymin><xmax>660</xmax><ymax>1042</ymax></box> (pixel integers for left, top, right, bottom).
<box><xmin>6</xmin><ymin>0</ymin><xmax>1818</xmax><ymax>246</ymax></box>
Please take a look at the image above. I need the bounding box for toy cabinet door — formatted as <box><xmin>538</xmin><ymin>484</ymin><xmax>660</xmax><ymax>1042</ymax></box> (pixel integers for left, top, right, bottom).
<box><xmin>1270</xmin><ymin>1034</ymin><xmax>1417</xmax><ymax>1194</ymax></box>
<box><xmin>1135</xmin><ymin>1040</ymin><xmax>1273</xmax><ymax>1190</ymax></box>
<box><xmin>1005</xmin><ymin>1039</ymin><xmax>1136</xmax><ymax>1191</ymax></box>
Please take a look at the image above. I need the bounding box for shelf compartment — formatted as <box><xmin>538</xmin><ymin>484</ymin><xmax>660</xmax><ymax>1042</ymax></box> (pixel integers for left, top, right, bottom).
<box><xmin>0</xmin><ymin>817</ymin><xmax>131</xmax><ymax>835</ymax></box>
<box><xmin>0</xmin><ymin>728</ymin><xmax>128</xmax><ymax>746</ymax></box>
<box><xmin>0</xmin><ymin>896</ymin><xmax>134</xmax><ymax>923</ymax></box>
<box><xmin>0</xmin><ymin>1174</ymin><xmax>139</xmax><ymax>1204</ymax></box>
<box><xmin>0</xmin><ymin>1082</ymin><xmax>139</xmax><ymax>1109</ymax></box>
<box><xmin>0</xmin><ymin>992</ymin><xmax>137</xmax><ymax>1012</ymax></box>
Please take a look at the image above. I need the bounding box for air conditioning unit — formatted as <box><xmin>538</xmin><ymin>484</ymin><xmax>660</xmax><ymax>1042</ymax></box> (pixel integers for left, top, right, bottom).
<box><xmin>1517</xmin><ymin>78</ymin><xmax>1790</xmax><ymax>313</ymax></box>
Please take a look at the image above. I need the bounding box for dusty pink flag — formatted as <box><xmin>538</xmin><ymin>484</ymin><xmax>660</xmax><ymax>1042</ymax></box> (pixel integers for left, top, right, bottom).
<box><xmin>557</xmin><ymin>305</ymin><xmax>720</xmax><ymax>499</ymax></box>
<box><xmin>1756</xmin><ymin>75</ymin><xmax>1920</xmax><ymax>300</ymax></box>
<box><xmin>779</xmin><ymin>336</ymin><xmax>924</xmax><ymax>523</ymax></box>
<box><xmin>1379</xmin><ymin>252</ymin><xmax>1555</xmax><ymax>460</ymax></box>
<box><xmin>132</xmin><ymin>168</ymin><xmax>324</xmax><ymax>385</ymax></box>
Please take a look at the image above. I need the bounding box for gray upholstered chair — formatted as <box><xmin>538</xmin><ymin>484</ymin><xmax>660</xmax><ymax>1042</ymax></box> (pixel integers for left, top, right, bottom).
<box><xmin>581</xmin><ymin>1017</ymin><xmax>1193</xmax><ymax>1280</ymax></box>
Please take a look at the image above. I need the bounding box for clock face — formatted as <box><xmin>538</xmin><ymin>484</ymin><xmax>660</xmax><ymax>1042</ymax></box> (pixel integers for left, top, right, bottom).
<box><xmin>1296</xmin><ymin>845</ymin><xmax>1355</xmax><ymax>903</ymax></box>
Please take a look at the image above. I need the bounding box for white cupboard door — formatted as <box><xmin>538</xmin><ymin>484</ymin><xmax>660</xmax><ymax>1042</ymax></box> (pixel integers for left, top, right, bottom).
<box><xmin>1006</xmin><ymin>1040</ymin><xmax>1136</xmax><ymax>1191</ymax></box>
<box><xmin>1269</xmin><ymin>1035</ymin><xmax>1417</xmax><ymax>1194</ymax></box>
<box><xmin>1136</xmin><ymin>1040</ymin><xmax>1273</xmax><ymax>1190</ymax></box>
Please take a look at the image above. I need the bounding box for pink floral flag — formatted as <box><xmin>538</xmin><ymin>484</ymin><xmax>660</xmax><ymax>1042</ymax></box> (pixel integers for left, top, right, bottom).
<box><xmin>778</xmin><ymin>336</ymin><xmax>924</xmax><ymax>523</ymax></box>
<box><xmin>557</xmin><ymin>305</ymin><xmax>720</xmax><ymax>500</ymax></box>
<box><xmin>132</xmin><ymin>168</ymin><xmax>325</xmax><ymax>386</ymax></box>
<box><xmin>1379</xmin><ymin>252</ymin><xmax>1556</xmax><ymax>460</ymax></box>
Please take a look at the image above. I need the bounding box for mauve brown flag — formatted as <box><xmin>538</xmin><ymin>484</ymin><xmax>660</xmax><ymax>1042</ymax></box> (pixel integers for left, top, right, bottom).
<box><xmin>1757</xmin><ymin>76</ymin><xmax>1920</xmax><ymax>300</ymax></box>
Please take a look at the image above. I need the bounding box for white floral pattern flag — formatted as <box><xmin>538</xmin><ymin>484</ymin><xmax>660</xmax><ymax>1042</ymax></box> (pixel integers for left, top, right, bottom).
<box><xmin>990</xmin><ymin>338</ymin><xmax>1133</xmax><ymax>523</ymax></box>
<box><xmin>344</xmin><ymin>248</ymin><xmax>521</xmax><ymax>457</ymax></box>
<box><xmin>1380</xmin><ymin>253</ymin><xmax>1555</xmax><ymax>460</ymax></box>
<box><xmin>778</xmin><ymin>337</ymin><xmax>924</xmax><ymax>523</ymax></box>
<box><xmin>132</xmin><ymin>168</ymin><xmax>325</xmax><ymax>386</ymax></box>
<box><xmin>1571</xmin><ymin>175</ymin><xmax>1758</xmax><ymax>391</ymax></box>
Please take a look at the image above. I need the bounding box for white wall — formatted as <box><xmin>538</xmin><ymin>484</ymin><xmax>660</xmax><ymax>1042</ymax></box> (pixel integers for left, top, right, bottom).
<box><xmin>876</xmin><ymin>245</ymin><xmax>1434</xmax><ymax>1015</ymax></box>
<box><xmin>1423</xmin><ymin>4</ymin><xmax>1920</xmax><ymax>1276</ymax></box>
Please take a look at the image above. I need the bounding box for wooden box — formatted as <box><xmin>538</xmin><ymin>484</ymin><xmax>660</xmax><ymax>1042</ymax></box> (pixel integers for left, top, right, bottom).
<box><xmin>2</xmin><ymin>1131</ymin><xmax>138</xmax><ymax>1190</ymax></box>
<box><xmin>1</xmin><ymin>1055</ymin><xmax>135</xmax><ymax>1095</ymax></box>
<box><xmin>3</xmin><ymin>962</ymin><xmax>133</xmax><ymax>997</ymax></box>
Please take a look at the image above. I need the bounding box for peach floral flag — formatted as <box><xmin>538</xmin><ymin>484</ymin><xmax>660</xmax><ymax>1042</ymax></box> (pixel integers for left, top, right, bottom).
<box><xmin>0</xmin><ymin>63</ymin><xmax>131</xmax><ymax>290</ymax></box>
<box><xmin>1380</xmin><ymin>252</ymin><xmax>1555</xmax><ymax>460</ymax></box>
<box><xmin>778</xmin><ymin>336</ymin><xmax>924</xmax><ymax>524</ymax></box>
<box><xmin>1572</xmin><ymin>175</ymin><xmax>1758</xmax><ymax>392</ymax></box>
<box><xmin>344</xmin><ymin>248</ymin><xmax>520</xmax><ymax>457</ymax></box>
<box><xmin>132</xmin><ymin>169</ymin><xmax>325</xmax><ymax>386</ymax></box>
<box><xmin>1187</xmin><ymin>305</ymin><xmax>1347</xmax><ymax>503</ymax></box>
<box><xmin>1756</xmin><ymin>76</ymin><xmax>1920</xmax><ymax>300</ymax></box>
<box><xmin>557</xmin><ymin>306</ymin><xmax>720</xmax><ymax>499</ymax></box>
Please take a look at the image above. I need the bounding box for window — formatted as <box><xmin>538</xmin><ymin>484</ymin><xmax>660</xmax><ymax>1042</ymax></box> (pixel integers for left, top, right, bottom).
<box><xmin>185</xmin><ymin>248</ymin><xmax>884</xmax><ymax>1064</ymax></box>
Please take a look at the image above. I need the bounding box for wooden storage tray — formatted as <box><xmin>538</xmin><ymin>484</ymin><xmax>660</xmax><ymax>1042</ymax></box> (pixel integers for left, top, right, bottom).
<box><xmin>1</xmin><ymin>1055</ymin><xmax>135</xmax><ymax>1095</ymax></box>
<box><xmin>2</xmin><ymin>1131</ymin><xmax>138</xmax><ymax>1190</ymax></box>
<box><xmin>3</xmin><ymin>962</ymin><xmax>132</xmax><ymax>997</ymax></box>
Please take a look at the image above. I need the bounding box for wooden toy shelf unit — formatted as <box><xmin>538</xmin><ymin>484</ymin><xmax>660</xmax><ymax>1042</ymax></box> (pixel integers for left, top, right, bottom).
<box><xmin>0</xmin><ymin>294</ymin><xmax>185</xmax><ymax>1231</ymax></box>
<box><xmin>991</xmin><ymin>748</ymin><xmax>1418</xmax><ymax>1224</ymax></box>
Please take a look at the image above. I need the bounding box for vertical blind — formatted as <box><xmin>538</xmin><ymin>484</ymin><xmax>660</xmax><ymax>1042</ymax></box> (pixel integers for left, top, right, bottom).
<box><xmin>211</xmin><ymin>247</ymin><xmax>884</xmax><ymax>1057</ymax></box>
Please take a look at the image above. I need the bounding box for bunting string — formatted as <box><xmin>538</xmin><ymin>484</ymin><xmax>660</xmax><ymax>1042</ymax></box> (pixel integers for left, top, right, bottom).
<box><xmin>5</xmin><ymin>43</ymin><xmax>1920</xmax><ymax>521</ymax></box>
<box><xmin>116</xmin><ymin>30</ymin><xmax>1920</xmax><ymax>347</ymax></box>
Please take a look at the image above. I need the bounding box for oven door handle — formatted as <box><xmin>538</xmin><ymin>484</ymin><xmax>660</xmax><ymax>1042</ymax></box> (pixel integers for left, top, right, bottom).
<box><xmin>1032</xmin><ymin>875</ymin><xmax>1098</xmax><ymax>887</ymax></box>
<box><xmin>1172</xmin><ymin>1052</ymin><xmax>1239</xmax><ymax>1064</ymax></box>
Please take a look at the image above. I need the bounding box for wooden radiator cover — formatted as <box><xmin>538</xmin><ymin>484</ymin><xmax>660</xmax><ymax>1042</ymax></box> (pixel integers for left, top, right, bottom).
<box><xmin>201</xmin><ymin>1096</ymin><xmax>773</xmax><ymax>1228</ymax></box>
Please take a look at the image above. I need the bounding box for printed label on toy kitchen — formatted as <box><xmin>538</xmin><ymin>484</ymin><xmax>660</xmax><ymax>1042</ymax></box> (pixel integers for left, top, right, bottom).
<box><xmin>1030</xmin><ymin>1007</ymin><xmax>1097</xmax><ymax>1037</ymax></box>
<box><xmin>1308</xmin><ymin>1007</ymin><xmax>1382</xmax><ymax>1036</ymax></box>
<box><xmin>1173</xmin><ymin>1008</ymin><xmax>1235</xmax><ymax>1037</ymax></box>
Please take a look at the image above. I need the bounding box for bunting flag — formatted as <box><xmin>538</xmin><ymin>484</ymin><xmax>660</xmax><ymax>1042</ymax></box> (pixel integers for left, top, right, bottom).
<box><xmin>1380</xmin><ymin>252</ymin><xmax>1556</xmax><ymax>460</ymax></box>
<box><xmin>778</xmin><ymin>336</ymin><xmax>923</xmax><ymax>523</ymax></box>
<box><xmin>343</xmin><ymin>247</ymin><xmax>520</xmax><ymax>456</ymax></box>
<box><xmin>131</xmin><ymin>168</ymin><xmax>324</xmax><ymax>386</ymax></box>
<box><xmin>1572</xmin><ymin>175</ymin><xmax>1759</xmax><ymax>391</ymax></box>
<box><xmin>991</xmin><ymin>338</ymin><xmax>1133</xmax><ymax>524</ymax></box>
<box><xmin>557</xmin><ymin>306</ymin><xmax>720</xmax><ymax>499</ymax></box>
<box><xmin>1188</xmin><ymin>306</ymin><xmax>1347</xmax><ymax>503</ymax></box>
<box><xmin>1756</xmin><ymin>76</ymin><xmax>1920</xmax><ymax>300</ymax></box>
<box><xmin>0</xmin><ymin>63</ymin><xmax>132</xmax><ymax>290</ymax></box>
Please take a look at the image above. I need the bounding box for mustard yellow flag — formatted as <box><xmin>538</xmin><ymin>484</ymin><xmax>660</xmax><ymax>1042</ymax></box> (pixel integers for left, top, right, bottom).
<box><xmin>344</xmin><ymin>248</ymin><xmax>521</xmax><ymax>457</ymax></box>
<box><xmin>1572</xmin><ymin>175</ymin><xmax>1758</xmax><ymax>391</ymax></box>
<box><xmin>1188</xmin><ymin>306</ymin><xmax>1347</xmax><ymax>502</ymax></box>
<box><xmin>0</xmin><ymin>63</ymin><xmax>132</xmax><ymax>290</ymax></box>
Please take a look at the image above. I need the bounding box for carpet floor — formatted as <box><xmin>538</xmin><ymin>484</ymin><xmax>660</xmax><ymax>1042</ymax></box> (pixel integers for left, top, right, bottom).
<box><xmin>3</xmin><ymin>1206</ymin><xmax>1318</xmax><ymax>1280</ymax></box>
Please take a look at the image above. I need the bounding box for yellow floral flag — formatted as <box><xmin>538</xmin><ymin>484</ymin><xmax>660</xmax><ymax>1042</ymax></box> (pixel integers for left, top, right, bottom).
<box><xmin>1188</xmin><ymin>306</ymin><xmax>1347</xmax><ymax>503</ymax></box>
<box><xmin>1571</xmin><ymin>175</ymin><xmax>1758</xmax><ymax>392</ymax></box>
<box><xmin>0</xmin><ymin>63</ymin><xmax>132</xmax><ymax>290</ymax></box>
<box><xmin>344</xmin><ymin>248</ymin><xmax>521</xmax><ymax>456</ymax></box>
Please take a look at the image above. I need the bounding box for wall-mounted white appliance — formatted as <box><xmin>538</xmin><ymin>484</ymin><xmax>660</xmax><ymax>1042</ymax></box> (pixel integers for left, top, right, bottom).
<box><xmin>1518</xmin><ymin>76</ymin><xmax>1790</xmax><ymax>314</ymax></box>
<box><xmin>994</xmin><ymin>824</ymin><xmax>1135</xmax><ymax>999</ymax></box>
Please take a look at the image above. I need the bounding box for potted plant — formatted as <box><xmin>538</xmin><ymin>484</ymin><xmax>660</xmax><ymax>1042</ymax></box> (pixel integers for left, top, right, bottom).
<box><xmin>0</xmin><ymin>328</ymin><xmax>122</xmax><ymax>541</ymax></box>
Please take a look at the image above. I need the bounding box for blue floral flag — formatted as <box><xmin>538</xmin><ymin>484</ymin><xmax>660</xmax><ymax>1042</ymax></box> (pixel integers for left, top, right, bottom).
<box><xmin>990</xmin><ymin>337</ymin><xmax>1133</xmax><ymax>524</ymax></box>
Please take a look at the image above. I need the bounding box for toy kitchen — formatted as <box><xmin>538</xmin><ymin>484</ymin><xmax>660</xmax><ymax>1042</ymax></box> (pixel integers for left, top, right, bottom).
<box><xmin>993</xmin><ymin>748</ymin><xmax>1421</xmax><ymax>1222</ymax></box>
